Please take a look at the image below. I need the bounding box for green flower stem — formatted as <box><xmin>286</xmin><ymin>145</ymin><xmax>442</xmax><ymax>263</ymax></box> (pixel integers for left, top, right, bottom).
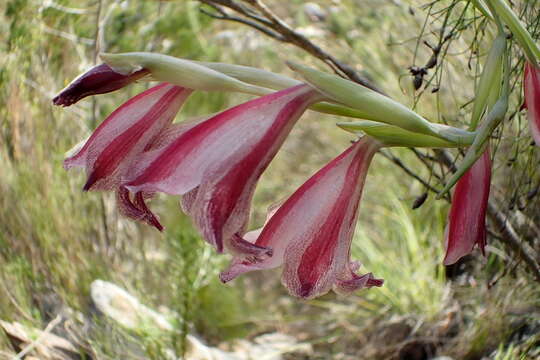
<box><xmin>469</xmin><ymin>34</ymin><xmax>506</xmax><ymax>130</ymax></box>
<box><xmin>437</xmin><ymin>44</ymin><xmax>511</xmax><ymax>198</ymax></box>
<box><xmin>196</xmin><ymin>61</ymin><xmax>301</xmax><ymax>90</ymax></box>
<box><xmin>488</xmin><ymin>0</ymin><xmax>540</xmax><ymax>64</ymax></box>
<box><xmin>287</xmin><ymin>61</ymin><xmax>475</xmax><ymax>145</ymax></box>
<box><xmin>197</xmin><ymin>61</ymin><xmax>382</xmax><ymax>120</ymax></box>
<box><xmin>471</xmin><ymin>0</ymin><xmax>493</xmax><ymax>21</ymax></box>
<box><xmin>100</xmin><ymin>52</ymin><xmax>272</xmax><ymax>96</ymax></box>
<box><xmin>337</xmin><ymin>121</ymin><xmax>459</xmax><ymax>148</ymax></box>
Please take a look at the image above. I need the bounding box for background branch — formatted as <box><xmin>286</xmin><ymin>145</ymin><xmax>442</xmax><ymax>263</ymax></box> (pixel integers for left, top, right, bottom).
<box><xmin>199</xmin><ymin>0</ymin><xmax>384</xmax><ymax>94</ymax></box>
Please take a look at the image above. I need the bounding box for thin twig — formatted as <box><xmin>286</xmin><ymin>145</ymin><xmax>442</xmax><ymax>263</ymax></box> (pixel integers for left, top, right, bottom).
<box><xmin>380</xmin><ymin>150</ymin><xmax>441</xmax><ymax>196</ymax></box>
<box><xmin>200</xmin><ymin>5</ymin><xmax>284</xmax><ymax>40</ymax></box>
<box><xmin>13</xmin><ymin>315</ymin><xmax>63</xmax><ymax>360</ymax></box>
<box><xmin>199</xmin><ymin>0</ymin><xmax>384</xmax><ymax>94</ymax></box>
<box><xmin>487</xmin><ymin>202</ymin><xmax>540</xmax><ymax>281</ymax></box>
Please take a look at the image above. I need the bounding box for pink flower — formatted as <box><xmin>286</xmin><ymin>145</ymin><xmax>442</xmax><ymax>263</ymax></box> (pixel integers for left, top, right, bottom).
<box><xmin>443</xmin><ymin>148</ymin><xmax>491</xmax><ymax>265</ymax></box>
<box><xmin>220</xmin><ymin>137</ymin><xmax>384</xmax><ymax>299</ymax></box>
<box><xmin>124</xmin><ymin>84</ymin><xmax>324</xmax><ymax>253</ymax></box>
<box><xmin>53</xmin><ymin>64</ymin><xmax>149</xmax><ymax>107</ymax></box>
<box><xmin>64</xmin><ymin>83</ymin><xmax>192</xmax><ymax>230</ymax></box>
<box><xmin>524</xmin><ymin>62</ymin><xmax>540</xmax><ymax>146</ymax></box>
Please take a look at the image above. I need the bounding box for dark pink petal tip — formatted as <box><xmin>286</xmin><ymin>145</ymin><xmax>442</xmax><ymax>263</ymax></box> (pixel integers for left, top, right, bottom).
<box><xmin>134</xmin><ymin>192</ymin><xmax>164</xmax><ymax>232</ymax></box>
<box><xmin>117</xmin><ymin>187</ymin><xmax>163</xmax><ymax>232</ymax></box>
<box><xmin>83</xmin><ymin>172</ymin><xmax>99</xmax><ymax>191</ymax></box>
<box><xmin>226</xmin><ymin>234</ymin><xmax>273</xmax><ymax>258</ymax></box>
<box><xmin>52</xmin><ymin>63</ymin><xmax>149</xmax><ymax>107</ymax></box>
<box><xmin>219</xmin><ymin>272</ymin><xmax>233</xmax><ymax>284</ymax></box>
<box><xmin>334</xmin><ymin>273</ymin><xmax>384</xmax><ymax>296</ymax></box>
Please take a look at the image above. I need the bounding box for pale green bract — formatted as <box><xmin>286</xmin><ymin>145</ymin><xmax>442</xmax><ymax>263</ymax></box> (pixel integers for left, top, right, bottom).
<box><xmin>337</xmin><ymin>121</ymin><xmax>458</xmax><ymax>148</ymax></box>
<box><xmin>100</xmin><ymin>52</ymin><xmax>272</xmax><ymax>96</ymax></box>
<box><xmin>287</xmin><ymin>61</ymin><xmax>476</xmax><ymax>145</ymax></box>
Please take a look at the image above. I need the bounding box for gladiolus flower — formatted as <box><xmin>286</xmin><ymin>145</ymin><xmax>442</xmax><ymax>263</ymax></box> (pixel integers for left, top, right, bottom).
<box><xmin>64</xmin><ymin>83</ymin><xmax>192</xmax><ymax>230</ymax></box>
<box><xmin>443</xmin><ymin>148</ymin><xmax>491</xmax><ymax>265</ymax></box>
<box><xmin>220</xmin><ymin>137</ymin><xmax>384</xmax><ymax>299</ymax></box>
<box><xmin>524</xmin><ymin>62</ymin><xmax>540</xmax><ymax>146</ymax></box>
<box><xmin>53</xmin><ymin>63</ymin><xmax>149</xmax><ymax>107</ymax></box>
<box><xmin>124</xmin><ymin>84</ymin><xmax>324</xmax><ymax>253</ymax></box>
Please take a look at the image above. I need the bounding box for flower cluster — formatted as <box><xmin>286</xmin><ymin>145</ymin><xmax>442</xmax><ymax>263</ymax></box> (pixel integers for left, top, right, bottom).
<box><xmin>53</xmin><ymin>63</ymin><xmax>384</xmax><ymax>298</ymax></box>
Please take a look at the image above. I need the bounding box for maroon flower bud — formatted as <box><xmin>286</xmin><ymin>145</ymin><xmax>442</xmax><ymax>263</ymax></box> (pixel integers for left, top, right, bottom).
<box><xmin>52</xmin><ymin>63</ymin><xmax>149</xmax><ymax>107</ymax></box>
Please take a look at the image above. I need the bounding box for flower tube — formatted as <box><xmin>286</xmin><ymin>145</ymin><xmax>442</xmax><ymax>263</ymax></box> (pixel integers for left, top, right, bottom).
<box><xmin>221</xmin><ymin>137</ymin><xmax>384</xmax><ymax>299</ymax></box>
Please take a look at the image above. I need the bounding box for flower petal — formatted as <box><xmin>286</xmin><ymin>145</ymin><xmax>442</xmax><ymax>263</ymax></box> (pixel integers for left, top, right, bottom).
<box><xmin>444</xmin><ymin>148</ymin><xmax>491</xmax><ymax>265</ymax></box>
<box><xmin>524</xmin><ymin>62</ymin><xmax>540</xmax><ymax>146</ymax></box>
<box><xmin>221</xmin><ymin>137</ymin><xmax>383</xmax><ymax>299</ymax></box>
<box><xmin>65</xmin><ymin>83</ymin><xmax>192</xmax><ymax>191</ymax></box>
<box><xmin>116</xmin><ymin>187</ymin><xmax>163</xmax><ymax>231</ymax></box>
<box><xmin>335</xmin><ymin>272</ymin><xmax>384</xmax><ymax>295</ymax></box>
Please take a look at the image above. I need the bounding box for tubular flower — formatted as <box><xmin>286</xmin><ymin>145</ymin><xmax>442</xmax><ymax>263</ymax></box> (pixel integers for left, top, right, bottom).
<box><xmin>444</xmin><ymin>148</ymin><xmax>491</xmax><ymax>265</ymax></box>
<box><xmin>64</xmin><ymin>83</ymin><xmax>192</xmax><ymax>230</ymax></box>
<box><xmin>53</xmin><ymin>63</ymin><xmax>149</xmax><ymax>107</ymax></box>
<box><xmin>220</xmin><ymin>137</ymin><xmax>384</xmax><ymax>299</ymax></box>
<box><xmin>124</xmin><ymin>84</ymin><xmax>324</xmax><ymax>253</ymax></box>
<box><xmin>524</xmin><ymin>62</ymin><xmax>540</xmax><ymax>146</ymax></box>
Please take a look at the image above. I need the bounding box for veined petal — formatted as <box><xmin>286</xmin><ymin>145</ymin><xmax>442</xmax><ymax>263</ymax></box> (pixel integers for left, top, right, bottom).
<box><xmin>524</xmin><ymin>62</ymin><xmax>540</xmax><ymax>146</ymax></box>
<box><xmin>65</xmin><ymin>83</ymin><xmax>192</xmax><ymax>191</ymax></box>
<box><xmin>335</xmin><ymin>271</ymin><xmax>384</xmax><ymax>295</ymax></box>
<box><xmin>125</xmin><ymin>84</ymin><xmax>324</xmax><ymax>252</ymax></box>
<box><xmin>53</xmin><ymin>63</ymin><xmax>149</xmax><ymax>106</ymax></box>
<box><xmin>444</xmin><ymin>148</ymin><xmax>491</xmax><ymax>265</ymax></box>
<box><xmin>221</xmin><ymin>137</ymin><xmax>383</xmax><ymax>299</ymax></box>
<box><xmin>116</xmin><ymin>187</ymin><xmax>163</xmax><ymax>231</ymax></box>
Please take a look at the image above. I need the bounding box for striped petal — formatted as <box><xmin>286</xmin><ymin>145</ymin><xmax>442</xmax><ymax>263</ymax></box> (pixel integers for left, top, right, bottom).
<box><xmin>125</xmin><ymin>84</ymin><xmax>324</xmax><ymax>252</ymax></box>
<box><xmin>524</xmin><ymin>62</ymin><xmax>540</xmax><ymax>146</ymax></box>
<box><xmin>444</xmin><ymin>148</ymin><xmax>491</xmax><ymax>265</ymax></box>
<box><xmin>65</xmin><ymin>83</ymin><xmax>192</xmax><ymax>191</ymax></box>
<box><xmin>220</xmin><ymin>137</ymin><xmax>384</xmax><ymax>299</ymax></box>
